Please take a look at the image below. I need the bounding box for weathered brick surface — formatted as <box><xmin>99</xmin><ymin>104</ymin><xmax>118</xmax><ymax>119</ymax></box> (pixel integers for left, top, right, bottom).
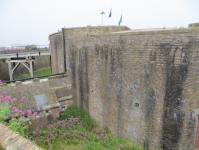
<box><xmin>57</xmin><ymin>28</ymin><xmax>199</xmax><ymax>150</ymax></box>
<box><xmin>60</xmin><ymin>99</ymin><xmax>73</xmax><ymax>106</ymax></box>
<box><xmin>49</xmin><ymin>26</ymin><xmax>131</xmax><ymax>74</ymax></box>
<box><xmin>26</xmin><ymin>112</ymin><xmax>58</xmax><ymax>130</ymax></box>
<box><xmin>52</xmin><ymin>86</ymin><xmax>72</xmax><ymax>98</ymax></box>
<box><xmin>0</xmin><ymin>123</ymin><xmax>41</xmax><ymax>150</ymax></box>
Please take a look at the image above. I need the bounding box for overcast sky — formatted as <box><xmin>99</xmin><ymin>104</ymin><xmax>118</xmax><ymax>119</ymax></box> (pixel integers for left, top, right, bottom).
<box><xmin>0</xmin><ymin>0</ymin><xmax>198</xmax><ymax>46</ymax></box>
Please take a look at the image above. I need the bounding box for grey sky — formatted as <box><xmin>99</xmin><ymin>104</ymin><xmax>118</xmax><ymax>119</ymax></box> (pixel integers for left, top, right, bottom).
<box><xmin>0</xmin><ymin>0</ymin><xmax>198</xmax><ymax>46</ymax></box>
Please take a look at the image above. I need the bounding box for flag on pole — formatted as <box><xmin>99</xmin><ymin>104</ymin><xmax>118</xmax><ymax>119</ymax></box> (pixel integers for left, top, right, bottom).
<box><xmin>118</xmin><ymin>15</ymin><xmax>122</xmax><ymax>26</ymax></box>
<box><xmin>109</xmin><ymin>9</ymin><xmax>112</xmax><ymax>18</ymax></box>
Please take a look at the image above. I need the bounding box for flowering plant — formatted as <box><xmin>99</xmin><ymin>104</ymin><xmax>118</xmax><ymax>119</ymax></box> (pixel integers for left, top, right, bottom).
<box><xmin>0</xmin><ymin>82</ymin><xmax>38</xmax><ymax>135</ymax></box>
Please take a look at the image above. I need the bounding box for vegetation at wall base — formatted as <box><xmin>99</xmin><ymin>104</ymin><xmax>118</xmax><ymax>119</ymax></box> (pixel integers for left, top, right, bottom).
<box><xmin>25</xmin><ymin>104</ymin><xmax>146</xmax><ymax>150</ymax></box>
<box><xmin>0</xmin><ymin>79</ymin><xmax>146</xmax><ymax>150</ymax></box>
<box><xmin>0</xmin><ymin>89</ymin><xmax>36</xmax><ymax>136</ymax></box>
<box><xmin>0</xmin><ymin>145</ymin><xmax>3</xmax><ymax>150</ymax></box>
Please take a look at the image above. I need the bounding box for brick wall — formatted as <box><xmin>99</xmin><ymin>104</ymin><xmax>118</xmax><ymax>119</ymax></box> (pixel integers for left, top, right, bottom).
<box><xmin>49</xmin><ymin>26</ymin><xmax>131</xmax><ymax>74</ymax></box>
<box><xmin>0</xmin><ymin>123</ymin><xmax>42</xmax><ymax>150</ymax></box>
<box><xmin>64</xmin><ymin>28</ymin><xmax>199</xmax><ymax>150</ymax></box>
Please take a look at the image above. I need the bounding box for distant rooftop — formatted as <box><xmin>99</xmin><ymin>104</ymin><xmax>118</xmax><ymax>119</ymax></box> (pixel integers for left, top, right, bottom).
<box><xmin>189</xmin><ymin>22</ymin><xmax>199</xmax><ymax>28</ymax></box>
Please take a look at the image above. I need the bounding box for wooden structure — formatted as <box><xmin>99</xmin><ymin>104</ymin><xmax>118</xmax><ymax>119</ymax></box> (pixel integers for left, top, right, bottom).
<box><xmin>0</xmin><ymin>51</ymin><xmax>51</xmax><ymax>81</ymax></box>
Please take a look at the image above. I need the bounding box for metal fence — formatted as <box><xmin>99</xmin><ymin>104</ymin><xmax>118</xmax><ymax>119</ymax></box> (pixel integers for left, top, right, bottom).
<box><xmin>0</xmin><ymin>45</ymin><xmax>50</xmax><ymax>55</ymax></box>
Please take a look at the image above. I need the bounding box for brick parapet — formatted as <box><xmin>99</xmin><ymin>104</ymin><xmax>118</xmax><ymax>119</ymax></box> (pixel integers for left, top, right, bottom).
<box><xmin>0</xmin><ymin>123</ymin><xmax>42</xmax><ymax>150</ymax></box>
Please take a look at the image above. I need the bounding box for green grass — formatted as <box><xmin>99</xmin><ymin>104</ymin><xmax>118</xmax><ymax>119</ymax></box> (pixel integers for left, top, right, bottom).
<box><xmin>24</xmin><ymin>104</ymin><xmax>146</xmax><ymax>150</ymax></box>
<box><xmin>14</xmin><ymin>67</ymin><xmax>51</xmax><ymax>80</ymax></box>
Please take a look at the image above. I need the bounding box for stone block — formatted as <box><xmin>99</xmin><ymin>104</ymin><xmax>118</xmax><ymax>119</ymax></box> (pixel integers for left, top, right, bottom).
<box><xmin>32</xmin><ymin>78</ymin><xmax>40</xmax><ymax>82</ymax></box>
<box><xmin>1</xmin><ymin>83</ymin><xmax>7</xmax><ymax>87</ymax></box>
<box><xmin>194</xmin><ymin>109</ymin><xmax>199</xmax><ymax>114</ymax></box>
<box><xmin>15</xmin><ymin>81</ymin><xmax>21</xmax><ymax>86</ymax></box>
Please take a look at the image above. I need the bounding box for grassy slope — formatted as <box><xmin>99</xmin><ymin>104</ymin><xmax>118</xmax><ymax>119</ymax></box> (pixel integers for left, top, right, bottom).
<box><xmin>14</xmin><ymin>67</ymin><xmax>51</xmax><ymax>80</ymax></box>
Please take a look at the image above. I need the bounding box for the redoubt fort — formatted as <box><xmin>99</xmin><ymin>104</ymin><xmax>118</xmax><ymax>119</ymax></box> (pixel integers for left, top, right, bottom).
<box><xmin>1</xmin><ymin>23</ymin><xmax>199</xmax><ymax>150</ymax></box>
<box><xmin>49</xmin><ymin>23</ymin><xmax>199</xmax><ymax>150</ymax></box>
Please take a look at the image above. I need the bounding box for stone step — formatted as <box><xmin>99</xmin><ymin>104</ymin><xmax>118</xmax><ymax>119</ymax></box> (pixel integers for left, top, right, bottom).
<box><xmin>48</xmin><ymin>74</ymin><xmax>67</xmax><ymax>80</ymax></box>
<box><xmin>0</xmin><ymin>123</ymin><xmax>42</xmax><ymax>150</ymax></box>
<box><xmin>58</xmin><ymin>95</ymin><xmax>73</xmax><ymax>102</ymax></box>
<box><xmin>51</xmin><ymin>86</ymin><xmax>72</xmax><ymax>98</ymax></box>
<box><xmin>48</xmin><ymin>77</ymin><xmax>71</xmax><ymax>88</ymax></box>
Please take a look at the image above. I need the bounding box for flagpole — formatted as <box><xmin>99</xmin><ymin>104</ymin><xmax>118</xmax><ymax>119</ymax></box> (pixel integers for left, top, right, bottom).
<box><xmin>111</xmin><ymin>5</ymin><xmax>112</xmax><ymax>25</ymax></box>
<box><xmin>100</xmin><ymin>11</ymin><xmax>105</xmax><ymax>26</ymax></box>
<box><xmin>121</xmin><ymin>10</ymin><xmax>123</xmax><ymax>26</ymax></box>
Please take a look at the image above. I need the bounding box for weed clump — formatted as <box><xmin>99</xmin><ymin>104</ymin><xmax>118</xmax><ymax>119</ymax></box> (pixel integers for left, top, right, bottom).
<box><xmin>58</xmin><ymin>105</ymin><xmax>98</xmax><ymax>132</ymax></box>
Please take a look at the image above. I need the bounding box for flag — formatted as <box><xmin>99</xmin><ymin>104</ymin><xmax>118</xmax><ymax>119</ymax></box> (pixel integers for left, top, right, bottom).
<box><xmin>109</xmin><ymin>9</ymin><xmax>112</xmax><ymax>18</ymax></box>
<box><xmin>118</xmin><ymin>15</ymin><xmax>122</xmax><ymax>26</ymax></box>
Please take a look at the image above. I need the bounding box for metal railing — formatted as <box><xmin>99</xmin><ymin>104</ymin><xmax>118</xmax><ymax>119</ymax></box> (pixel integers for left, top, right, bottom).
<box><xmin>0</xmin><ymin>45</ymin><xmax>50</xmax><ymax>55</ymax></box>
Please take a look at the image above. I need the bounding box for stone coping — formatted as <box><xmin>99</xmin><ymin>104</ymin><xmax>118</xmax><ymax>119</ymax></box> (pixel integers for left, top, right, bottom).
<box><xmin>34</xmin><ymin>103</ymin><xmax>60</xmax><ymax>112</ymax></box>
<box><xmin>4</xmin><ymin>103</ymin><xmax>60</xmax><ymax>121</ymax></box>
<box><xmin>48</xmin><ymin>74</ymin><xmax>67</xmax><ymax>80</ymax></box>
<box><xmin>49</xmin><ymin>26</ymin><xmax>129</xmax><ymax>36</ymax></box>
<box><xmin>58</xmin><ymin>95</ymin><xmax>73</xmax><ymax>102</ymax></box>
<box><xmin>0</xmin><ymin>123</ymin><xmax>42</xmax><ymax>150</ymax></box>
<box><xmin>66</xmin><ymin>27</ymin><xmax>199</xmax><ymax>40</ymax></box>
<box><xmin>2</xmin><ymin>78</ymin><xmax>48</xmax><ymax>87</ymax></box>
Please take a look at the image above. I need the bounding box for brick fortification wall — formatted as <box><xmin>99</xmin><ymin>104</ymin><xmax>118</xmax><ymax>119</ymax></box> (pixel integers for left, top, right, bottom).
<box><xmin>63</xmin><ymin>28</ymin><xmax>199</xmax><ymax>150</ymax></box>
<box><xmin>49</xmin><ymin>26</ymin><xmax>131</xmax><ymax>74</ymax></box>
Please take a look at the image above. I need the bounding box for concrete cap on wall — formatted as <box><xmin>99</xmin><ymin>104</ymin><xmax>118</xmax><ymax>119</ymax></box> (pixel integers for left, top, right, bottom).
<box><xmin>194</xmin><ymin>108</ymin><xmax>199</xmax><ymax>114</ymax></box>
<box><xmin>15</xmin><ymin>81</ymin><xmax>21</xmax><ymax>86</ymax></box>
<box><xmin>32</xmin><ymin>78</ymin><xmax>40</xmax><ymax>83</ymax></box>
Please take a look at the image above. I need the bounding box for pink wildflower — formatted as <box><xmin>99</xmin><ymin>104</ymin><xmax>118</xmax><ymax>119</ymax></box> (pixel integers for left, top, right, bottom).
<box><xmin>11</xmin><ymin>98</ymin><xmax>17</xmax><ymax>102</ymax></box>
<box><xmin>27</xmin><ymin>110</ymin><xmax>32</xmax><ymax>116</ymax></box>
<box><xmin>5</xmin><ymin>96</ymin><xmax>11</xmax><ymax>101</ymax></box>
<box><xmin>12</xmin><ymin>107</ymin><xmax>16</xmax><ymax>110</ymax></box>
<box><xmin>1</xmin><ymin>92</ymin><xmax>5</xmax><ymax>95</ymax></box>
<box><xmin>19</xmin><ymin>111</ymin><xmax>24</xmax><ymax>115</ymax></box>
<box><xmin>21</xmin><ymin>96</ymin><xmax>26</xmax><ymax>102</ymax></box>
<box><xmin>0</xmin><ymin>80</ymin><xmax>2</xmax><ymax>85</ymax></box>
<box><xmin>15</xmin><ymin>109</ymin><xmax>19</xmax><ymax>113</ymax></box>
<box><xmin>33</xmin><ymin>112</ymin><xmax>38</xmax><ymax>117</ymax></box>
